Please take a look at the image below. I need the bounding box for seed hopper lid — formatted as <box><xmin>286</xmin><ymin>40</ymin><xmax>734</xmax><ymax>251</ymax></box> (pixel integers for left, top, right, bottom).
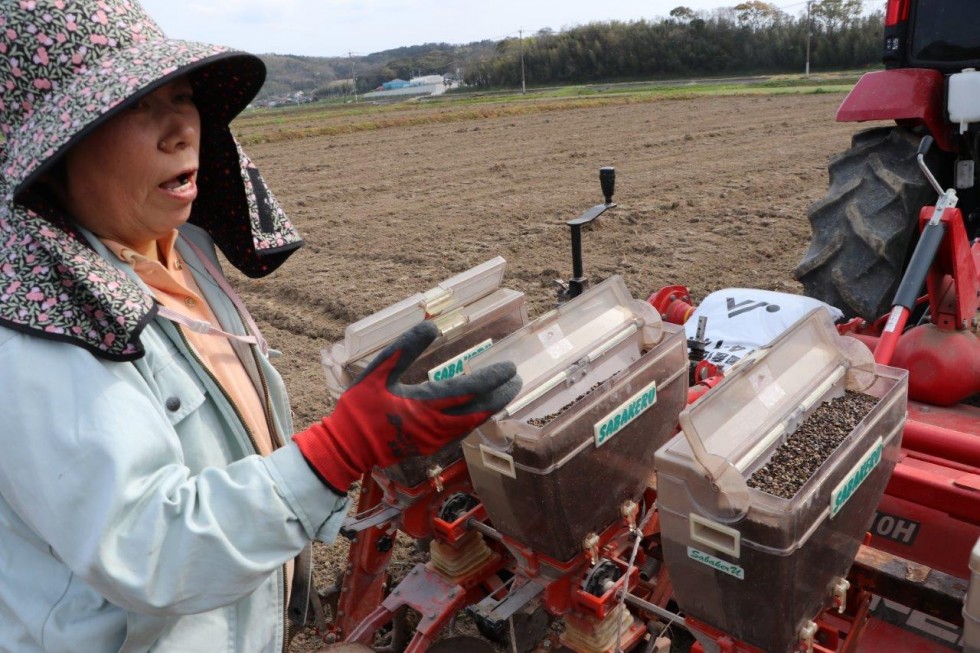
<box><xmin>321</xmin><ymin>257</ymin><xmax>513</xmax><ymax>397</ymax></box>
<box><xmin>676</xmin><ymin>307</ymin><xmax>876</xmax><ymax>519</ymax></box>
<box><xmin>332</xmin><ymin>257</ymin><xmax>508</xmax><ymax>364</ymax></box>
<box><xmin>465</xmin><ymin>275</ymin><xmax>664</xmax><ymax>418</ymax></box>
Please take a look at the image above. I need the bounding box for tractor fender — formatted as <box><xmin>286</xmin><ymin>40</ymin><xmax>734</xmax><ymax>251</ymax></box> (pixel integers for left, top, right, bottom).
<box><xmin>836</xmin><ymin>69</ymin><xmax>955</xmax><ymax>152</ymax></box>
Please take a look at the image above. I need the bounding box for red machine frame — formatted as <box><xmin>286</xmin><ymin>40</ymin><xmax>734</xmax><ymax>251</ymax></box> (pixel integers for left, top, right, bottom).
<box><xmin>311</xmin><ymin>185</ymin><xmax>979</xmax><ymax>651</ymax></box>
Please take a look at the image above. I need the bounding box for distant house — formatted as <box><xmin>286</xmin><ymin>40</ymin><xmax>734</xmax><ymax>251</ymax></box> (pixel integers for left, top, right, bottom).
<box><xmin>409</xmin><ymin>75</ymin><xmax>443</xmax><ymax>86</ymax></box>
<box><xmin>382</xmin><ymin>79</ymin><xmax>411</xmax><ymax>91</ymax></box>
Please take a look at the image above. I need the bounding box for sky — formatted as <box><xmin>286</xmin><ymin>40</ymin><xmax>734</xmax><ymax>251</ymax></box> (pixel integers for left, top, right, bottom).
<box><xmin>140</xmin><ymin>0</ymin><xmax>816</xmax><ymax>59</ymax></box>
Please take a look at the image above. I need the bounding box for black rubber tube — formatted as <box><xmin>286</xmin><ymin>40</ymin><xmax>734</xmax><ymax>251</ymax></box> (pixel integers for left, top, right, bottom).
<box><xmin>893</xmin><ymin>219</ymin><xmax>946</xmax><ymax>310</ymax></box>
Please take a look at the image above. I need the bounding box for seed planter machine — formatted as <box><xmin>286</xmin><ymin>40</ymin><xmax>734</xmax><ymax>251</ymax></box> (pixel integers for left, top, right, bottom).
<box><xmin>311</xmin><ymin>142</ymin><xmax>979</xmax><ymax>652</ymax></box>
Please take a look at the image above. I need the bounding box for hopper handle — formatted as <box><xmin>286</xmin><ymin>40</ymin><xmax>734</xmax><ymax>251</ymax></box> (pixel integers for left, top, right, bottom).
<box><xmin>563</xmin><ymin>167</ymin><xmax>617</xmax><ymax>301</ymax></box>
<box><xmin>600</xmin><ymin>166</ymin><xmax>615</xmax><ymax>205</ymax></box>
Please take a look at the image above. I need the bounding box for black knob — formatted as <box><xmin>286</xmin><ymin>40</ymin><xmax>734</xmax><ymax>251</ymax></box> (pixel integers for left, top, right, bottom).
<box><xmin>600</xmin><ymin>167</ymin><xmax>615</xmax><ymax>205</ymax></box>
<box><xmin>917</xmin><ymin>135</ymin><xmax>934</xmax><ymax>158</ymax></box>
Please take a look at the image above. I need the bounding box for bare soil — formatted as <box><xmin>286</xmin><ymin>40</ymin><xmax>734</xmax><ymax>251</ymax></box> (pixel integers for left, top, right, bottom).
<box><xmin>229</xmin><ymin>92</ymin><xmax>860</xmax><ymax>651</ymax></box>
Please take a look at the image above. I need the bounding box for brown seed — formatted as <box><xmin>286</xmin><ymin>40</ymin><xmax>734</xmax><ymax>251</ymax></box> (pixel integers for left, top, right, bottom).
<box><xmin>527</xmin><ymin>381</ymin><xmax>605</xmax><ymax>427</ymax></box>
<box><xmin>746</xmin><ymin>391</ymin><xmax>878</xmax><ymax>499</ymax></box>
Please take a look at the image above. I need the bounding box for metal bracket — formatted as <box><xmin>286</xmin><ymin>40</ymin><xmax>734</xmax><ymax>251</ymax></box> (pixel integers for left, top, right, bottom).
<box><xmin>340</xmin><ymin>504</ymin><xmax>402</xmax><ymax>538</ymax></box>
<box><xmin>470</xmin><ymin>577</ymin><xmax>546</xmax><ymax>623</ymax></box>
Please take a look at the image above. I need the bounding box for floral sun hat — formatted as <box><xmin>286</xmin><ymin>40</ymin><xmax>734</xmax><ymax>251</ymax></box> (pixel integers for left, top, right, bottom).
<box><xmin>0</xmin><ymin>0</ymin><xmax>303</xmax><ymax>360</ymax></box>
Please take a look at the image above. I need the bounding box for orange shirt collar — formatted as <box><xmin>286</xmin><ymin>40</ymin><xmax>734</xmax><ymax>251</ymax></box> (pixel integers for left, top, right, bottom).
<box><xmin>101</xmin><ymin>230</ymin><xmax>180</xmax><ymax>269</ymax></box>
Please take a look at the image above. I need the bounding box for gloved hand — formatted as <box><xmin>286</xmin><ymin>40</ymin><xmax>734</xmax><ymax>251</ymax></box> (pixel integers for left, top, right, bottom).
<box><xmin>294</xmin><ymin>320</ymin><xmax>521</xmax><ymax>492</ymax></box>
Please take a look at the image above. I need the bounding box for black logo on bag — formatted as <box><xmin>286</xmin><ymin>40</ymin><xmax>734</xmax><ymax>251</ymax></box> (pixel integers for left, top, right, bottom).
<box><xmin>726</xmin><ymin>297</ymin><xmax>781</xmax><ymax>318</ymax></box>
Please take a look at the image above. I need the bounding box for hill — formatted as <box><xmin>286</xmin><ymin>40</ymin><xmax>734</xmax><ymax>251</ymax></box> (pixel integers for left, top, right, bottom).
<box><xmin>256</xmin><ymin>41</ymin><xmax>498</xmax><ymax>103</ymax></box>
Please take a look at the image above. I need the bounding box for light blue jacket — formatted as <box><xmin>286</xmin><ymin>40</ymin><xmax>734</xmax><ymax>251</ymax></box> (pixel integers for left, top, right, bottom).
<box><xmin>0</xmin><ymin>224</ymin><xmax>348</xmax><ymax>652</ymax></box>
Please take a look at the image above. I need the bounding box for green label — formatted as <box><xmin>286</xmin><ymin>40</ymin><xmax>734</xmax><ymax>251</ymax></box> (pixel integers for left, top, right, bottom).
<box><xmin>830</xmin><ymin>437</ymin><xmax>883</xmax><ymax>518</ymax></box>
<box><xmin>427</xmin><ymin>339</ymin><xmax>494</xmax><ymax>382</ymax></box>
<box><xmin>688</xmin><ymin>547</ymin><xmax>745</xmax><ymax>580</ymax></box>
<box><xmin>593</xmin><ymin>380</ymin><xmax>657</xmax><ymax>447</ymax></box>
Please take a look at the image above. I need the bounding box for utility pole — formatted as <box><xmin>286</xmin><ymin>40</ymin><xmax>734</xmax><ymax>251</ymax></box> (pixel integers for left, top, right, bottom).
<box><xmin>804</xmin><ymin>1</ymin><xmax>812</xmax><ymax>78</ymax></box>
<box><xmin>519</xmin><ymin>28</ymin><xmax>526</xmax><ymax>94</ymax></box>
<box><xmin>348</xmin><ymin>51</ymin><xmax>358</xmax><ymax>103</ymax></box>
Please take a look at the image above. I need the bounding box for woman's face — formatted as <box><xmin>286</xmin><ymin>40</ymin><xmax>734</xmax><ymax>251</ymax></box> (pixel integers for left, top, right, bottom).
<box><xmin>63</xmin><ymin>77</ymin><xmax>200</xmax><ymax>256</ymax></box>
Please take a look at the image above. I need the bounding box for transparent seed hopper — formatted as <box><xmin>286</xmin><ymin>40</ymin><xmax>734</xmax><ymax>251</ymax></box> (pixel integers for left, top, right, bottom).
<box><xmin>321</xmin><ymin>257</ymin><xmax>529</xmax><ymax>488</ymax></box>
<box><xmin>462</xmin><ymin>275</ymin><xmax>688</xmax><ymax>563</ymax></box>
<box><xmin>655</xmin><ymin>308</ymin><xmax>908</xmax><ymax>653</ymax></box>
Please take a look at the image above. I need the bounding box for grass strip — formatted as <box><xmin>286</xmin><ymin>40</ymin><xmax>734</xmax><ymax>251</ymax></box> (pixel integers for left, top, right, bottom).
<box><xmin>235</xmin><ymin>84</ymin><xmax>851</xmax><ymax>146</ymax></box>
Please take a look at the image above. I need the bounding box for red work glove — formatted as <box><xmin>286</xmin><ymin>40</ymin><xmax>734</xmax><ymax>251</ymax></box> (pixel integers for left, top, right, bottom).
<box><xmin>294</xmin><ymin>321</ymin><xmax>521</xmax><ymax>492</ymax></box>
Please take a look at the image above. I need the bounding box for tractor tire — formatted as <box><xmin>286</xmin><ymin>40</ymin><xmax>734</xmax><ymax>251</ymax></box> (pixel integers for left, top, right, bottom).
<box><xmin>794</xmin><ymin>126</ymin><xmax>947</xmax><ymax>321</ymax></box>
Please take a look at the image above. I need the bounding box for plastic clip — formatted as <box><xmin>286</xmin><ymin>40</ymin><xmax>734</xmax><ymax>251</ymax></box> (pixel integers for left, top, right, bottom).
<box><xmin>831</xmin><ymin>576</ymin><xmax>850</xmax><ymax>614</ymax></box>
<box><xmin>621</xmin><ymin>500</ymin><xmax>639</xmax><ymax>533</ymax></box>
<box><xmin>583</xmin><ymin>532</ymin><xmax>600</xmax><ymax>565</ymax></box>
<box><xmin>798</xmin><ymin>620</ymin><xmax>817</xmax><ymax>653</ymax></box>
<box><xmin>427</xmin><ymin>465</ymin><xmax>445</xmax><ymax>493</ymax></box>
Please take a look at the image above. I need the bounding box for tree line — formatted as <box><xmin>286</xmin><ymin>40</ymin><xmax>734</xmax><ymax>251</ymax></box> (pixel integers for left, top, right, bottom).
<box><xmin>255</xmin><ymin>0</ymin><xmax>881</xmax><ymax>101</ymax></box>
<box><xmin>462</xmin><ymin>0</ymin><xmax>881</xmax><ymax>88</ymax></box>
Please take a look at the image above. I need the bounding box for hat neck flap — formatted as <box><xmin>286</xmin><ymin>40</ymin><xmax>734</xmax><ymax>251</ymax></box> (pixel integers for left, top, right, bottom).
<box><xmin>0</xmin><ymin>191</ymin><xmax>155</xmax><ymax>361</ymax></box>
<box><xmin>1</xmin><ymin>149</ymin><xmax>303</xmax><ymax>360</ymax></box>
<box><xmin>191</xmin><ymin>129</ymin><xmax>303</xmax><ymax>278</ymax></box>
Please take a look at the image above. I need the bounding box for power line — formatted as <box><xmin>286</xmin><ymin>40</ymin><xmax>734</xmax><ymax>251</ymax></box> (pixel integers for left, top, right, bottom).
<box><xmin>805</xmin><ymin>0</ymin><xmax>812</xmax><ymax>77</ymax></box>
<box><xmin>518</xmin><ymin>28</ymin><xmax>526</xmax><ymax>94</ymax></box>
<box><xmin>348</xmin><ymin>51</ymin><xmax>358</xmax><ymax>103</ymax></box>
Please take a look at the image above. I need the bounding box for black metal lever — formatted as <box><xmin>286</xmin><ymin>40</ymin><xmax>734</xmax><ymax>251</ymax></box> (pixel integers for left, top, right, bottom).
<box><xmin>565</xmin><ymin>167</ymin><xmax>616</xmax><ymax>300</ymax></box>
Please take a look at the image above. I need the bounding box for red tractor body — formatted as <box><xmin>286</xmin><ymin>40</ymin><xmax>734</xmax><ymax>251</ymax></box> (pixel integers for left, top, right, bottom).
<box><xmin>787</xmin><ymin>1</ymin><xmax>980</xmax><ymax>648</ymax></box>
<box><xmin>836</xmin><ymin>68</ymin><xmax>952</xmax><ymax>152</ymax></box>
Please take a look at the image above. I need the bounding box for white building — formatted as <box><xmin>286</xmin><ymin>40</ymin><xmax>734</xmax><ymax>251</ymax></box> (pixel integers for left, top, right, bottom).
<box><xmin>364</xmin><ymin>75</ymin><xmax>449</xmax><ymax>100</ymax></box>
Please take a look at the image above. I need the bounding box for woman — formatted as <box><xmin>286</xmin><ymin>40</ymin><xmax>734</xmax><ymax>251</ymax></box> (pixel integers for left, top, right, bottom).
<box><xmin>0</xmin><ymin>2</ymin><xmax>519</xmax><ymax>652</ymax></box>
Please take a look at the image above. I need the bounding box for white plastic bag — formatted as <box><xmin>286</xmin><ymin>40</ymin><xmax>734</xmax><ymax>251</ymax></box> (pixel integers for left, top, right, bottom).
<box><xmin>685</xmin><ymin>289</ymin><xmax>844</xmax><ymax>371</ymax></box>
